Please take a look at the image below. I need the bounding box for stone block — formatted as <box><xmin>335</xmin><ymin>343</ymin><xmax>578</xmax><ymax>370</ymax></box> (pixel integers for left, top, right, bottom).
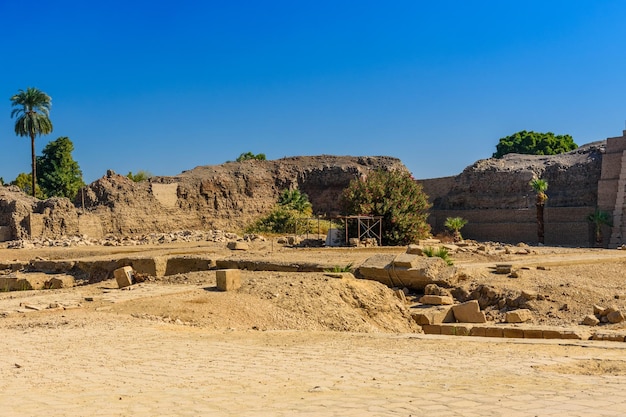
<box><xmin>0</xmin><ymin>276</ymin><xmax>18</xmax><ymax>291</ymax></box>
<box><xmin>593</xmin><ymin>305</ymin><xmax>608</xmax><ymax>316</ymax></box>
<box><xmin>523</xmin><ymin>328</ymin><xmax>543</xmax><ymax>339</ymax></box>
<box><xmin>542</xmin><ymin>329</ymin><xmax>563</xmax><ymax>339</ymax></box>
<box><xmin>114</xmin><ymin>266</ymin><xmax>134</xmax><ymax>288</ymax></box>
<box><xmin>485</xmin><ymin>327</ymin><xmax>504</xmax><ymax>337</ymax></box>
<box><xmin>421</xmin><ymin>325</ymin><xmax>441</xmax><ymax>335</ymax></box>
<box><xmin>439</xmin><ymin>323</ymin><xmax>472</xmax><ymax>336</ymax></box>
<box><xmin>410</xmin><ymin>305</ymin><xmax>455</xmax><ymax>325</ymax></box>
<box><xmin>592</xmin><ymin>332</ymin><xmax>626</xmax><ymax>342</ymax></box>
<box><xmin>469</xmin><ymin>326</ymin><xmax>487</xmax><ymax>337</ymax></box>
<box><xmin>216</xmin><ymin>269</ymin><xmax>241</xmax><ymax>291</ymax></box>
<box><xmin>607</xmin><ymin>310</ymin><xmax>625</xmax><ymax>324</ymax></box>
<box><xmin>582</xmin><ymin>315</ymin><xmax>600</xmax><ymax>326</ymax></box>
<box><xmin>424</xmin><ymin>284</ymin><xmax>452</xmax><ymax>297</ymax></box>
<box><xmin>418</xmin><ymin>295</ymin><xmax>453</xmax><ymax>305</ymax></box>
<box><xmin>406</xmin><ymin>244</ymin><xmax>423</xmax><ymax>255</ymax></box>
<box><xmin>452</xmin><ymin>300</ymin><xmax>487</xmax><ymax>323</ymax></box>
<box><xmin>505</xmin><ymin>309</ymin><xmax>533</xmax><ymax>323</ymax></box>
<box><xmin>392</xmin><ymin>253</ymin><xmax>420</xmax><ymax>268</ymax></box>
<box><xmin>503</xmin><ymin>328</ymin><xmax>525</xmax><ymax>338</ymax></box>
<box><xmin>227</xmin><ymin>241</ymin><xmax>249</xmax><ymax>251</ymax></box>
<box><xmin>495</xmin><ymin>264</ymin><xmax>512</xmax><ymax>274</ymax></box>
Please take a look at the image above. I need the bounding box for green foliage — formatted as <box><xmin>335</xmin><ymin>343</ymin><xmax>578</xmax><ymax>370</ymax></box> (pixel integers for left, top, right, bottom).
<box><xmin>342</xmin><ymin>169</ymin><xmax>431</xmax><ymax>246</ymax></box>
<box><xmin>588</xmin><ymin>209</ymin><xmax>612</xmax><ymax>243</ymax></box>
<box><xmin>11</xmin><ymin>173</ymin><xmax>45</xmax><ymax>198</ymax></box>
<box><xmin>444</xmin><ymin>217</ymin><xmax>468</xmax><ymax>241</ymax></box>
<box><xmin>278</xmin><ymin>189</ymin><xmax>312</xmax><ymax>215</ymax></box>
<box><xmin>324</xmin><ymin>263</ymin><xmax>354</xmax><ymax>273</ymax></box>
<box><xmin>422</xmin><ymin>246</ymin><xmax>453</xmax><ymax>266</ymax></box>
<box><xmin>36</xmin><ymin>137</ymin><xmax>85</xmax><ymax>199</ymax></box>
<box><xmin>236</xmin><ymin>152</ymin><xmax>266</xmax><ymax>162</ymax></box>
<box><xmin>245</xmin><ymin>206</ymin><xmax>301</xmax><ymax>234</ymax></box>
<box><xmin>10</xmin><ymin>87</ymin><xmax>54</xmax><ymax>197</ymax></box>
<box><xmin>0</xmin><ymin>177</ymin><xmax>4</xmax><ymax>185</ymax></box>
<box><xmin>493</xmin><ymin>131</ymin><xmax>577</xmax><ymax>158</ymax></box>
<box><xmin>530</xmin><ymin>178</ymin><xmax>549</xmax><ymax>204</ymax></box>
<box><xmin>127</xmin><ymin>170</ymin><xmax>153</xmax><ymax>182</ymax></box>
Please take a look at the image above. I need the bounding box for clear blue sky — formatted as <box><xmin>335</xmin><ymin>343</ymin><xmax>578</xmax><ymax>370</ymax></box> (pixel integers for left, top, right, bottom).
<box><xmin>2</xmin><ymin>0</ymin><xmax>626</xmax><ymax>184</ymax></box>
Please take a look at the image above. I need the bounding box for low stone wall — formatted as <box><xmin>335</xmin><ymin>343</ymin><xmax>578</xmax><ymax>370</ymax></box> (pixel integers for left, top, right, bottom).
<box><xmin>429</xmin><ymin>206</ymin><xmax>595</xmax><ymax>246</ymax></box>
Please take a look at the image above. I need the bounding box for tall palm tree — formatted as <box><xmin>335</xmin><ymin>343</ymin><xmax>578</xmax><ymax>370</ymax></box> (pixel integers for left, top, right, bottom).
<box><xmin>530</xmin><ymin>178</ymin><xmax>548</xmax><ymax>244</ymax></box>
<box><xmin>10</xmin><ymin>87</ymin><xmax>53</xmax><ymax>197</ymax></box>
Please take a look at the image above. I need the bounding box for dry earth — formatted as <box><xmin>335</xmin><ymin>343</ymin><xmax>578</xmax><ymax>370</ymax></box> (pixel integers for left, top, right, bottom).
<box><xmin>3</xmin><ymin>240</ymin><xmax>626</xmax><ymax>416</ymax></box>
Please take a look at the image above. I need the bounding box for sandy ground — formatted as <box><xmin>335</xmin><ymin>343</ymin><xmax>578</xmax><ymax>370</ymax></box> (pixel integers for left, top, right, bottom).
<box><xmin>3</xmin><ymin>241</ymin><xmax>626</xmax><ymax>416</ymax></box>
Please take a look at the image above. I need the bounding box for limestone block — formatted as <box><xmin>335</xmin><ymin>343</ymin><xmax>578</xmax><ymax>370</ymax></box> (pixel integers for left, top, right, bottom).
<box><xmin>469</xmin><ymin>326</ymin><xmax>487</xmax><ymax>337</ymax></box>
<box><xmin>523</xmin><ymin>328</ymin><xmax>543</xmax><ymax>339</ymax></box>
<box><xmin>410</xmin><ymin>305</ymin><xmax>455</xmax><ymax>325</ymax></box>
<box><xmin>419</xmin><ymin>295</ymin><xmax>453</xmax><ymax>305</ymax></box>
<box><xmin>406</xmin><ymin>244</ymin><xmax>423</xmax><ymax>255</ymax></box>
<box><xmin>582</xmin><ymin>315</ymin><xmax>600</xmax><ymax>326</ymax></box>
<box><xmin>216</xmin><ymin>269</ymin><xmax>241</xmax><ymax>291</ymax></box>
<box><xmin>503</xmin><ymin>328</ymin><xmax>524</xmax><ymax>338</ymax></box>
<box><xmin>452</xmin><ymin>300</ymin><xmax>486</xmax><ymax>323</ymax></box>
<box><xmin>227</xmin><ymin>241</ymin><xmax>249</xmax><ymax>251</ymax></box>
<box><xmin>424</xmin><ymin>283</ymin><xmax>452</xmax><ymax>297</ymax></box>
<box><xmin>114</xmin><ymin>266</ymin><xmax>134</xmax><ymax>288</ymax></box>
<box><xmin>392</xmin><ymin>253</ymin><xmax>420</xmax><ymax>268</ymax></box>
<box><xmin>495</xmin><ymin>264</ymin><xmax>512</xmax><ymax>274</ymax></box>
<box><xmin>421</xmin><ymin>325</ymin><xmax>441</xmax><ymax>334</ymax></box>
<box><xmin>520</xmin><ymin>290</ymin><xmax>537</xmax><ymax>300</ymax></box>
<box><xmin>0</xmin><ymin>276</ymin><xmax>18</xmax><ymax>291</ymax></box>
<box><xmin>607</xmin><ymin>310</ymin><xmax>625</xmax><ymax>324</ymax></box>
<box><xmin>439</xmin><ymin>323</ymin><xmax>472</xmax><ymax>336</ymax></box>
<box><xmin>505</xmin><ymin>309</ymin><xmax>533</xmax><ymax>323</ymax></box>
<box><xmin>484</xmin><ymin>327</ymin><xmax>504</xmax><ymax>337</ymax></box>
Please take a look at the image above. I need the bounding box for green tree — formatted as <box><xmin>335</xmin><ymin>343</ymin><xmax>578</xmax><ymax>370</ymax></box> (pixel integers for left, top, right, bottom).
<box><xmin>236</xmin><ymin>152</ymin><xmax>266</xmax><ymax>162</ymax></box>
<box><xmin>11</xmin><ymin>172</ymin><xmax>45</xmax><ymax>198</ymax></box>
<box><xmin>10</xmin><ymin>87</ymin><xmax>53</xmax><ymax>197</ymax></box>
<box><xmin>493</xmin><ymin>131</ymin><xmax>577</xmax><ymax>158</ymax></box>
<box><xmin>530</xmin><ymin>178</ymin><xmax>548</xmax><ymax>244</ymax></box>
<box><xmin>444</xmin><ymin>217</ymin><xmax>468</xmax><ymax>242</ymax></box>
<box><xmin>588</xmin><ymin>209</ymin><xmax>612</xmax><ymax>246</ymax></box>
<box><xmin>127</xmin><ymin>170</ymin><xmax>153</xmax><ymax>182</ymax></box>
<box><xmin>278</xmin><ymin>189</ymin><xmax>312</xmax><ymax>215</ymax></box>
<box><xmin>342</xmin><ymin>170</ymin><xmax>431</xmax><ymax>245</ymax></box>
<box><xmin>36</xmin><ymin>137</ymin><xmax>84</xmax><ymax>199</ymax></box>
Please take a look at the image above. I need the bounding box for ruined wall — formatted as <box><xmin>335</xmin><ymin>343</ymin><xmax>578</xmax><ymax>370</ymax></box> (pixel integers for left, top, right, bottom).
<box><xmin>421</xmin><ymin>142</ymin><xmax>604</xmax><ymax>246</ymax></box>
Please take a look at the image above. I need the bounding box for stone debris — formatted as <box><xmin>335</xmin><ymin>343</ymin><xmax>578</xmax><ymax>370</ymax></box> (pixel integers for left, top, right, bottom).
<box><xmin>452</xmin><ymin>300</ymin><xmax>487</xmax><ymax>323</ymax></box>
<box><xmin>583</xmin><ymin>304</ymin><xmax>625</xmax><ymax>326</ymax></box>
<box><xmin>5</xmin><ymin>230</ymin><xmax>262</xmax><ymax>249</ymax></box>
<box><xmin>505</xmin><ymin>309</ymin><xmax>533</xmax><ymax>323</ymax></box>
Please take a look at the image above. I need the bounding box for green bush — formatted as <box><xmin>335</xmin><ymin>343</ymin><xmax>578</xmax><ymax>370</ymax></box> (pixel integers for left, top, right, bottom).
<box><xmin>423</xmin><ymin>246</ymin><xmax>453</xmax><ymax>266</ymax></box>
<box><xmin>493</xmin><ymin>131</ymin><xmax>577</xmax><ymax>158</ymax></box>
<box><xmin>342</xmin><ymin>169</ymin><xmax>431</xmax><ymax>245</ymax></box>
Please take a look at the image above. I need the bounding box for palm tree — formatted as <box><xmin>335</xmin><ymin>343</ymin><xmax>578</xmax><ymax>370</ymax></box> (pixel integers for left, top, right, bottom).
<box><xmin>444</xmin><ymin>216</ymin><xmax>468</xmax><ymax>242</ymax></box>
<box><xmin>10</xmin><ymin>87</ymin><xmax>53</xmax><ymax>197</ymax></box>
<box><xmin>587</xmin><ymin>209</ymin><xmax>612</xmax><ymax>246</ymax></box>
<box><xmin>530</xmin><ymin>178</ymin><xmax>548</xmax><ymax>244</ymax></box>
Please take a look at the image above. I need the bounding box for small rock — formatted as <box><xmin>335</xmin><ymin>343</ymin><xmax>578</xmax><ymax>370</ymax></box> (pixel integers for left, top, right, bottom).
<box><xmin>607</xmin><ymin>310</ymin><xmax>625</xmax><ymax>324</ymax></box>
<box><xmin>582</xmin><ymin>315</ymin><xmax>600</xmax><ymax>326</ymax></box>
<box><xmin>505</xmin><ymin>309</ymin><xmax>533</xmax><ymax>323</ymax></box>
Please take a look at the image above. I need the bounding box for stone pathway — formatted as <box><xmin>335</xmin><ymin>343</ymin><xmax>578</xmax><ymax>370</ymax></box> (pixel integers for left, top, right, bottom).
<box><xmin>1</xmin><ymin>317</ymin><xmax>626</xmax><ymax>416</ymax></box>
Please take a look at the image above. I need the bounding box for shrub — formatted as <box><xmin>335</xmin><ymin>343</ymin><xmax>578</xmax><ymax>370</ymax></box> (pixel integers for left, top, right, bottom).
<box><xmin>444</xmin><ymin>217</ymin><xmax>468</xmax><ymax>242</ymax></box>
<box><xmin>342</xmin><ymin>169</ymin><xmax>431</xmax><ymax>245</ymax></box>
<box><xmin>423</xmin><ymin>246</ymin><xmax>453</xmax><ymax>266</ymax></box>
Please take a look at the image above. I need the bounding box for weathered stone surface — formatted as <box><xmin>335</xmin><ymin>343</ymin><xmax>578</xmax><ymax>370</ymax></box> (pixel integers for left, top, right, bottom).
<box><xmin>582</xmin><ymin>315</ymin><xmax>600</xmax><ymax>326</ymax></box>
<box><xmin>439</xmin><ymin>323</ymin><xmax>472</xmax><ymax>336</ymax></box>
<box><xmin>452</xmin><ymin>300</ymin><xmax>487</xmax><ymax>323</ymax></box>
<box><xmin>405</xmin><ymin>244</ymin><xmax>423</xmax><ymax>255</ymax></box>
<box><xmin>358</xmin><ymin>255</ymin><xmax>453</xmax><ymax>290</ymax></box>
<box><xmin>505</xmin><ymin>309</ymin><xmax>533</xmax><ymax>323</ymax></box>
<box><xmin>227</xmin><ymin>241</ymin><xmax>249</xmax><ymax>251</ymax></box>
<box><xmin>114</xmin><ymin>266</ymin><xmax>134</xmax><ymax>288</ymax></box>
<box><xmin>495</xmin><ymin>264</ymin><xmax>512</xmax><ymax>274</ymax></box>
<box><xmin>424</xmin><ymin>284</ymin><xmax>452</xmax><ymax>297</ymax></box>
<box><xmin>593</xmin><ymin>304</ymin><xmax>608</xmax><ymax>316</ymax></box>
<box><xmin>410</xmin><ymin>305</ymin><xmax>455</xmax><ymax>325</ymax></box>
<box><xmin>607</xmin><ymin>310</ymin><xmax>625</xmax><ymax>324</ymax></box>
<box><xmin>216</xmin><ymin>269</ymin><xmax>241</xmax><ymax>291</ymax></box>
<box><xmin>44</xmin><ymin>275</ymin><xmax>75</xmax><ymax>289</ymax></box>
<box><xmin>418</xmin><ymin>295</ymin><xmax>453</xmax><ymax>305</ymax></box>
<box><xmin>392</xmin><ymin>253</ymin><xmax>420</xmax><ymax>268</ymax></box>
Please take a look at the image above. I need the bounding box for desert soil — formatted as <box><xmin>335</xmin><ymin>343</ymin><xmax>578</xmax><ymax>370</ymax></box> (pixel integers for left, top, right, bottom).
<box><xmin>2</xmin><ymin>240</ymin><xmax>626</xmax><ymax>415</ymax></box>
